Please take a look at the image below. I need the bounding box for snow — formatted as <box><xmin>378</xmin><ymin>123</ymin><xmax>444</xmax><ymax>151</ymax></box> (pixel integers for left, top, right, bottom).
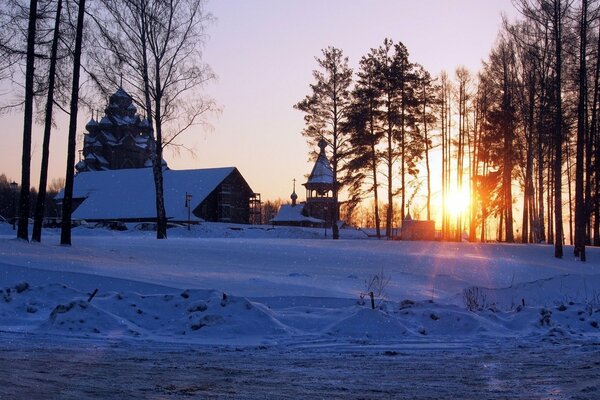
<box><xmin>1</xmin><ymin>222</ymin><xmax>599</xmax><ymax>397</ymax></box>
<box><xmin>271</xmin><ymin>204</ymin><xmax>324</xmax><ymax>224</ymax></box>
<box><xmin>1</xmin><ymin>222</ymin><xmax>599</xmax><ymax>344</ymax></box>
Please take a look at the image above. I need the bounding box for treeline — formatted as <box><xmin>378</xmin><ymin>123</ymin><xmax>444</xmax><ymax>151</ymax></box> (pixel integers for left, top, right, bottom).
<box><xmin>0</xmin><ymin>0</ymin><xmax>214</xmax><ymax>243</ymax></box>
<box><xmin>296</xmin><ymin>0</ymin><xmax>600</xmax><ymax>260</ymax></box>
<box><xmin>0</xmin><ymin>174</ymin><xmax>62</xmax><ymax>222</ymax></box>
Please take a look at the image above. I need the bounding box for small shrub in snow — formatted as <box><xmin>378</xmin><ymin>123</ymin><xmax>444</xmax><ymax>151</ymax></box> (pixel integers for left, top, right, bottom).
<box><xmin>557</xmin><ymin>304</ymin><xmax>567</xmax><ymax>312</ymax></box>
<box><xmin>180</xmin><ymin>290</ymin><xmax>190</xmax><ymax>299</ymax></box>
<box><xmin>26</xmin><ymin>305</ymin><xmax>38</xmax><ymax>313</ymax></box>
<box><xmin>430</xmin><ymin>313</ymin><xmax>440</xmax><ymax>321</ymax></box>
<box><xmin>591</xmin><ymin>321</ymin><xmax>598</xmax><ymax>329</ymax></box>
<box><xmin>360</xmin><ymin>270</ymin><xmax>391</xmax><ymax>309</ymax></box>
<box><xmin>462</xmin><ymin>287</ymin><xmax>491</xmax><ymax>312</ymax></box>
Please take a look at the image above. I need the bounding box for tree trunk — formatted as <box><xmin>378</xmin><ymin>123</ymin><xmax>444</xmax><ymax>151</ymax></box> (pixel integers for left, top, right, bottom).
<box><xmin>522</xmin><ymin>72</ymin><xmax>535</xmax><ymax>244</ymax></box>
<box><xmin>332</xmin><ymin>113</ymin><xmax>340</xmax><ymax>240</ymax></box>
<box><xmin>153</xmin><ymin>58</ymin><xmax>167</xmax><ymax>240</ymax></box>
<box><xmin>32</xmin><ymin>0</ymin><xmax>62</xmax><ymax>243</ymax></box>
<box><xmin>17</xmin><ymin>0</ymin><xmax>38</xmax><ymax>241</ymax></box>
<box><xmin>371</xmin><ymin>136</ymin><xmax>381</xmax><ymax>239</ymax></box>
<box><xmin>60</xmin><ymin>0</ymin><xmax>86</xmax><ymax>246</ymax></box>
<box><xmin>592</xmin><ymin>24</ymin><xmax>600</xmax><ymax>246</ymax></box>
<box><xmin>440</xmin><ymin>77</ymin><xmax>447</xmax><ymax>240</ymax></box>
<box><xmin>537</xmin><ymin>114</ymin><xmax>546</xmax><ymax>243</ymax></box>
<box><xmin>553</xmin><ymin>0</ymin><xmax>564</xmax><ymax>258</ymax></box>
<box><xmin>567</xmin><ymin>143</ymin><xmax>574</xmax><ymax>245</ymax></box>
<box><xmin>574</xmin><ymin>0</ymin><xmax>588</xmax><ymax>261</ymax></box>
<box><xmin>386</xmin><ymin>128</ymin><xmax>393</xmax><ymax>239</ymax></box>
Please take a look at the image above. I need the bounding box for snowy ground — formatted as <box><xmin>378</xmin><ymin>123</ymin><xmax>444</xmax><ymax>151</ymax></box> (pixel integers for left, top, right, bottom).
<box><xmin>1</xmin><ymin>222</ymin><xmax>600</xmax><ymax>398</ymax></box>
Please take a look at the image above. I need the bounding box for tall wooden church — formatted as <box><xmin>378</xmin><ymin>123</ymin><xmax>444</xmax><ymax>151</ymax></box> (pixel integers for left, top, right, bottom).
<box><xmin>76</xmin><ymin>88</ymin><xmax>156</xmax><ymax>172</ymax></box>
<box><xmin>61</xmin><ymin>87</ymin><xmax>260</xmax><ymax>224</ymax></box>
<box><xmin>271</xmin><ymin>139</ymin><xmax>337</xmax><ymax>227</ymax></box>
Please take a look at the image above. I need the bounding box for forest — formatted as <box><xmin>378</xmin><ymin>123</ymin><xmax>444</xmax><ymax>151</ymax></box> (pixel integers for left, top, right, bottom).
<box><xmin>295</xmin><ymin>0</ymin><xmax>600</xmax><ymax>260</ymax></box>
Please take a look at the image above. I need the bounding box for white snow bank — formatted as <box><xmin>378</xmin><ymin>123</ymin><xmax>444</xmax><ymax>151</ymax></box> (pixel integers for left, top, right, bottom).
<box><xmin>1</xmin><ymin>278</ymin><xmax>598</xmax><ymax>345</ymax></box>
<box><xmin>1</xmin><ymin>223</ymin><xmax>599</xmax><ymax>345</ymax></box>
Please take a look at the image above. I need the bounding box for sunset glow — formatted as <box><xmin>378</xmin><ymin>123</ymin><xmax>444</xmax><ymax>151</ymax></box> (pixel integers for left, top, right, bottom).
<box><xmin>446</xmin><ymin>188</ymin><xmax>470</xmax><ymax>220</ymax></box>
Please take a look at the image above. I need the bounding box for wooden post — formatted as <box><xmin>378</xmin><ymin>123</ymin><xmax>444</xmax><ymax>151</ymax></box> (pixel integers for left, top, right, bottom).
<box><xmin>370</xmin><ymin>291</ymin><xmax>375</xmax><ymax>310</ymax></box>
<box><xmin>87</xmin><ymin>288</ymin><xmax>99</xmax><ymax>303</ymax></box>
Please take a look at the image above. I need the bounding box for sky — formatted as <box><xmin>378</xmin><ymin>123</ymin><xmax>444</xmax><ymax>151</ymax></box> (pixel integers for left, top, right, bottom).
<box><xmin>0</xmin><ymin>0</ymin><xmax>521</xmax><ymax>206</ymax></box>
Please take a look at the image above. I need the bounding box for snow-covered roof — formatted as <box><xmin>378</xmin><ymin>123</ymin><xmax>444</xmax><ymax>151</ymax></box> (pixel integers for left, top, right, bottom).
<box><xmin>85</xmin><ymin>119</ymin><xmax>98</xmax><ymax>130</ymax></box>
<box><xmin>57</xmin><ymin>167</ymin><xmax>240</xmax><ymax>221</ymax></box>
<box><xmin>305</xmin><ymin>140</ymin><xmax>334</xmax><ymax>187</ymax></box>
<box><xmin>112</xmin><ymin>115</ymin><xmax>137</xmax><ymax>126</ymax></box>
<box><xmin>271</xmin><ymin>204</ymin><xmax>323</xmax><ymax>224</ymax></box>
<box><xmin>99</xmin><ymin>116</ymin><xmax>113</xmax><ymax>126</ymax></box>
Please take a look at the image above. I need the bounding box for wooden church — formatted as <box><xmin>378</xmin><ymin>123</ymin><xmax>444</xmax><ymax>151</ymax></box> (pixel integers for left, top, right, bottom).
<box><xmin>271</xmin><ymin>139</ymin><xmax>337</xmax><ymax>227</ymax></box>
<box><xmin>61</xmin><ymin>87</ymin><xmax>259</xmax><ymax>225</ymax></box>
<box><xmin>76</xmin><ymin>88</ymin><xmax>156</xmax><ymax>172</ymax></box>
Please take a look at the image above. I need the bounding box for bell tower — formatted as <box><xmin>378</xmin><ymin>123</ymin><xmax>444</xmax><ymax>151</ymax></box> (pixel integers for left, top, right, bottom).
<box><xmin>303</xmin><ymin>139</ymin><xmax>336</xmax><ymax>227</ymax></box>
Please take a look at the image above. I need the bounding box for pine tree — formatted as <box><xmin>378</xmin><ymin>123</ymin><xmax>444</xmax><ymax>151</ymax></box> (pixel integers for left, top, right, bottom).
<box><xmin>345</xmin><ymin>54</ymin><xmax>383</xmax><ymax>238</ymax></box>
<box><xmin>295</xmin><ymin>46</ymin><xmax>353</xmax><ymax>240</ymax></box>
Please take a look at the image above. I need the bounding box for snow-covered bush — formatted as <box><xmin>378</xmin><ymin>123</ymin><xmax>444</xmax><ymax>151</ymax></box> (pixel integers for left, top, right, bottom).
<box><xmin>359</xmin><ymin>270</ymin><xmax>391</xmax><ymax>309</ymax></box>
<box><xmin>462</xmin><ymin>286</ymin><xmax>494</xmax><ymax>312</ymax></box>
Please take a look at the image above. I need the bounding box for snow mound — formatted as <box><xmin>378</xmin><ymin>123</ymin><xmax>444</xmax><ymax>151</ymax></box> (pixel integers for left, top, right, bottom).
<box><xmin>1</xmin><ymin>283</ymin><xmax>293</xmax><ymax>343</ymax></box>
<box><xmin>393</xmin><ymin>300</ymin><xmax>506</xmax><ymax>336</ymax></box>
<box><xmin>327</xmin><ymin>308</ymin><xmax>412</xmax><ymax>339</ymax></box>
<box><xmin>451</xmin><ymin>274</ymin><xmax>600</xmax><ymax>310</ymax></box>
<box><xmin>41</xmin><ymin>300</ymin><xmax>138</xmax><ymax>337</ymax></box>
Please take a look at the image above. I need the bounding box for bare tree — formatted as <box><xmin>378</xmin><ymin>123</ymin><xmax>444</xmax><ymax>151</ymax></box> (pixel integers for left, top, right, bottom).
<box><xmin>32</xmin><ymin>0</ymin><xmax>63</xmax><ymax>243</ymax></box>
<box><xmin>60</xmin><ymin>0</ymin><xmax>86</xmax><ymax>246</ymax></box>
<box><xmin>574</xmin><ymin>0</ymin><xmax>591</xmax><ymax>261</ymax></box>
<box><xmin>89</xmin><ymin>0</ymin><xmax>215</xmax><ymax>239</ymax></box>
<box><xmin>516</xmin><ymin>0</ymin><xmax>573</xmax><ymax>257</ymax></box>
<box><xmin>414</xmin><ymin>65</ymin><xmax>438</xmax><ymax>222</ymax></box>
<box><xmin>15</xmin><ymin>0</ymin><xmax>39</xmax><ymax>241</ymax></box>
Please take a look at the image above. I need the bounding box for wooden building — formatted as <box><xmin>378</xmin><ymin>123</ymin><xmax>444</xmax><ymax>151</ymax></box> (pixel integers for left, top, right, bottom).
<box><xmin>400</xmin><ymin>212</ymin><xmax>435</xmax><ymax>241</ymax></box>
<box><xmin>76</xmin><ymin>88</ymin><xmax>157</xmax><ymax>172</ymax></box>
<box><xmin>61</xmin><ymin>86</ymin><xmax>259</xmax><ymax>225</ymax></box>
<box><xmin>272</xmin><ymin>139</ymin><xmax>337</xmax><ymax>228</ymax></box>
<box><xmin>57</xmin><ymin>167</ymin><xmax>256</xmax><ymax>224</ymax></box>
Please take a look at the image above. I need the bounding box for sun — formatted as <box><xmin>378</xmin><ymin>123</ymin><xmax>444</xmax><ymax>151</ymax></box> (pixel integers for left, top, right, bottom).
<box><xmin>446</xmin><ymin>188</ymin><xmax>470</xmax><ymax>218</ymax></box>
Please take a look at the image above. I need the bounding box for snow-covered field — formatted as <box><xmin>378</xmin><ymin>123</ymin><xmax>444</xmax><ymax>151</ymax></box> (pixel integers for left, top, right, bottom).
<box><xmin>1</xmin><ymin>222</ymin><xmax>599</xmax><ymax>398</ymax></box>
